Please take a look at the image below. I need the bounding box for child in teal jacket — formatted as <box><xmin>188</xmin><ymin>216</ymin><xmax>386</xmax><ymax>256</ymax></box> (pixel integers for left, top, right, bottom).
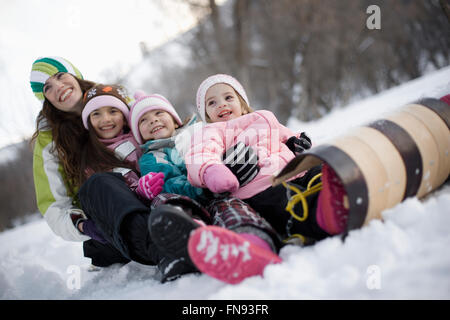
<box><xmin>129</xmin><ymin>90</ymin><xmax>204</xmax><ymax>201</ymax></box>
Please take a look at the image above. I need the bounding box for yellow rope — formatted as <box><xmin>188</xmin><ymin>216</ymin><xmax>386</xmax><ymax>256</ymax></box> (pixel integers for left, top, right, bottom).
<box><xmin>282</xmin><ymin>172</ymin><xmax>323</xmax><ymax>245</ymax></box>
<box><xmin>283</xmin><ymin>233</ymin><xmax>306</xmax><ymax>244</ymax></box>
<box><xmin>307</xmin><ymin>173</ymin><xmax>322</xmax><ymax>190</ymax></box>
<box><xmin>282</xmin><ymin>173</ymin><xmax>323</xmax><ymax>223</ymax></box>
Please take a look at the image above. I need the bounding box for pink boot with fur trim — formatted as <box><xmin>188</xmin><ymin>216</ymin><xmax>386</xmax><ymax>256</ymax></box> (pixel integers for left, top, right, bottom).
<box><xmin>187</xmin><ymin>226</ymin><xmax>282</xmax><ymax>284</ymax></box>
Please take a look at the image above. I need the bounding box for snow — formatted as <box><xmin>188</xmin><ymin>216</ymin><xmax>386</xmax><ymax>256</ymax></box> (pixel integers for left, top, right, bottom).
<box><xmin>287</xmin><ymin>65</ymin><xmax>450</xmax><ymax>144</ymax></box>
<box><xmin>1</xmin><ymin>66</ymin><xmax>449</xmax><ymax>300</ymax></box>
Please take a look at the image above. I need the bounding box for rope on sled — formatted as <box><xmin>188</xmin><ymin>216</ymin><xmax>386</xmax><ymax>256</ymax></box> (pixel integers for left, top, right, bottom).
<box><xmin>282</xmin><ymin>172</ymin><xmax>322</xmax><ymax>223</ymax></box>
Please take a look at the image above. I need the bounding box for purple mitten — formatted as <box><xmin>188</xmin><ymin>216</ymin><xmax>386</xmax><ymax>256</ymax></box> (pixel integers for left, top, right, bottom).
<box><xmin>82</xmin><ymin>219</ymin><xmax>108</xmax><ymax>244</ymax></box>
<box><xmin>203</xmin><ymin>164</ymin><xmax>239</xmax><ymax>194</ymax></box>
<box><xmin>136</xmin><ymin>172</ymin><xmax>165</xmax><ymax>200</ymax></box>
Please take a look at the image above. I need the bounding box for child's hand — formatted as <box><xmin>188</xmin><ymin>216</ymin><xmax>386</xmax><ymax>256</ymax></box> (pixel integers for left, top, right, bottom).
<box><xmin>222</xmin><ymin>142</ymin><xmax>260</xmax><ymax>187</ymax></box>
<box><xmin>136</xmin><ymin>172</ymin><xmax>165</xmax><ymax>200</ymax></box>
<box><xmin>203</xmin><ymin>164</ymin><xmax>239</xmax><ymax>194</ymax></box>
<box><xmin>285</xmin><ymin>132</ymin><xmax>312</xmax><ymax>156</ymax></box>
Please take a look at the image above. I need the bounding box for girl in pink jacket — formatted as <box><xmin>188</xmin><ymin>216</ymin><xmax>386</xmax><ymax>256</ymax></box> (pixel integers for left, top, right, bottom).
<box><xmin>185</xmin><ymin>74</ymin><xmax>349</xmax><ymax>284</ymax></box>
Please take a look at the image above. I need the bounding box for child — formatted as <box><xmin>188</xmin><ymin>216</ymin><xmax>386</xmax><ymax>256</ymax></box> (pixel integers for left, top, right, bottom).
<box><xmin>129</xmin><ymin>90</ymin><xmax>284</xmax><ymax>283</ymax></box>
<box><xmin>129</xmin><ymin>90</ymin><xmax>204</xmax><ymax>201</ymax></box>
<box><xmin>185</xmin><ymin>74</ymin><xmax>349</xmax><ymax>283</ymax></box>
<box><xmin>81</xmin><ymin>84</ymin><xmax>164</xmax><ymax>203</ymax></box>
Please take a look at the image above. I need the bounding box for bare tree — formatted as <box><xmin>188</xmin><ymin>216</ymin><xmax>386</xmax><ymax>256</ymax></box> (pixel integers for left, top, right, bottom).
<box><xmin>0</xmin><ymin>140</ymin><xmax>37</xmax><ymax>231</ymax></box>
<box><xmin>127</xmin><ymin>0</ymin><xmax>450</xmax><ymax>123</ymax></box>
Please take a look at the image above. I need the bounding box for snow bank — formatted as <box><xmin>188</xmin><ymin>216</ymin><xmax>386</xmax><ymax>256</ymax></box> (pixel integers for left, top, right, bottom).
<box><xmin>1</xmin><ymin>184</ymin><xmax>448</xmax><ymax>300</ymax></box>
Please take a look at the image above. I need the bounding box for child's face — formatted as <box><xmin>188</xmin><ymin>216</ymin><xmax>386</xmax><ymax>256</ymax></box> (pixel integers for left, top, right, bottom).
<box><xmin>43</xmin><ymin>72</ymin><xmax>83</xmax><ymax>114</ymax></box>
<box><xmin>139</xmin><ymin>109</ymin><xmax>178</xmax><ymax>141</ymax></box>
<box><xmin>89</xmin><ymin>106</ymin><xmax>125</xmax><ymax>139</ymax></box>
<box><xmin>205</xmin><ymin>83</ymin><xmax>243</xmax><ymax>123</ymax></box>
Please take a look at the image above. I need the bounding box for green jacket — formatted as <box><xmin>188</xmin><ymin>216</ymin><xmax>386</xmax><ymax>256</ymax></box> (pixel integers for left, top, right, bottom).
<box><xmin>33</xmin><ymin>129</ymin><xmax>89</xmax><ymax>241</ymax></box>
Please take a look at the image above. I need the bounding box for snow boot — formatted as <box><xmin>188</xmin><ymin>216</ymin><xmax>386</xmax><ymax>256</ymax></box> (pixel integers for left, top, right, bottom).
<box><xmin>155</xmin><ymin>255</ymin><xmax>199</xmax><ymax>283</ymax></box>
<box><xmin>316</xmin><ymin>163</ymin><xmax>349</xmax><ymax>235</ymax></box>
<box><xmin>148</xmin><ymin>204</ymin><xmax>201</xmax><ymax>270</ymax></box>
<box><xmin>188</xmin><ymin>226</ymin><xmax>282</xmax><ymax>284</ymax></box>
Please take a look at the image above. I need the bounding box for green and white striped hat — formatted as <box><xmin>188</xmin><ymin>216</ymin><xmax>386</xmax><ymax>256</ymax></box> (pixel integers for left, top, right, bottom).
<box><xmin>30</xmin><ymin>56</ymin><xmax>83</xmax><ymax>101</ymax></box>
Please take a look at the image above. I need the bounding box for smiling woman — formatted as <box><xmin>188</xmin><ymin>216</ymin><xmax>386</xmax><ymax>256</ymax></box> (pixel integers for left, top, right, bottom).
<box><xmin>30</xmin><ymin>57</ymin><xmax>83</xmax><ymax>102</ymax></box>
<box><xmin>30</xmin><ymin>58</ymin><xmax>90</xmax><ymax>194</ymax></box>
<box><xmin>43</xmin><ymin>73</ymin><xmax>83</xmax><ymax>114</ymax></box>
<box><xmin>30</xmin><ymin>57</ymin><xmax>96</xmax><ymax>194</ymax></box>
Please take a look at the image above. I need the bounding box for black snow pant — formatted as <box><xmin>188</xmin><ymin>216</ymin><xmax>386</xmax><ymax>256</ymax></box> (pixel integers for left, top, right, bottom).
<box><xmin>244</xmin><ymin>165</ymin><xmax>330</xmax><ymax>241</ymax></box>
<box><xmin>78</xmin><ymin>172</ymin><xmax>163</xmax><ymax>266</ymax></box>
<box><xmin>83</xmin><ymin>240</ymin><xmax>130</xmax><ymax>267</ymax></box>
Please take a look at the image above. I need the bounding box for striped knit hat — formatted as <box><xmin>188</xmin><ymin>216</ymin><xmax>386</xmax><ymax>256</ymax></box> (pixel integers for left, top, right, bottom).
<box><xmin>196</xmin><ymin>74</ymin><xmax>250</xmax><ymax>122</ymax></box>
<box><xmin>30</xmin><ymin>56</ymin><xmax>83</xmax><ymax>101</ymax></box>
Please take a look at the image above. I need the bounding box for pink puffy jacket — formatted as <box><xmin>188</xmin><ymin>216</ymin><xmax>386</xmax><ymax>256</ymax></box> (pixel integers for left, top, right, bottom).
<box><xmin>186</xmin><ymin>110</ymin><xmax>303</xmax><ymax>199</ymax></box>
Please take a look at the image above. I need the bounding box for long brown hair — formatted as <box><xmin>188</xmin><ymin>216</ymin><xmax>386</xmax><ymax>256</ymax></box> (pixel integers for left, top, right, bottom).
<box><xmin>31</xmin><ymin>76</ymin><xmax>96</xmax><ymax>195</ymax></box>
<box><xmin>79</xmin><ymin>118</ymin><xmax>136</xmax><ymax>186</ymax></box>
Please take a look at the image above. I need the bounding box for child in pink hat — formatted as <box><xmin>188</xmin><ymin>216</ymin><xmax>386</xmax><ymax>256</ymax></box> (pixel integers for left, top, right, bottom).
<box><xmin>128</xmin><ymin>90</ymin><xmax>204</xmax><ymax>200</ymax></box>
<box><xmin>185</xmin><ymin>74</ymin><xmax>348</xmax><ymax>284</ymax></box>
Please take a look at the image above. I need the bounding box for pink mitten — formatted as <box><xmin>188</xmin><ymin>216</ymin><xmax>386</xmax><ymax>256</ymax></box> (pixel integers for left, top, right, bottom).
<box><xmin>136</xmin><ymin>172</ymin><xmax>165</xmax><ymax>200</ymax></box>
<box><xmin>203</xmin><ymin>164</ymin><xmax>239</xmax><ymax>194</ymax></box>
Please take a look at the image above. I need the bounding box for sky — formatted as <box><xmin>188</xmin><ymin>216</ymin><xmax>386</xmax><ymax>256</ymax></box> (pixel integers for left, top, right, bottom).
<box><xmin>0</xmin><ymin>0</ymin><xmax>208</xmax><ymax>148</ymax></box>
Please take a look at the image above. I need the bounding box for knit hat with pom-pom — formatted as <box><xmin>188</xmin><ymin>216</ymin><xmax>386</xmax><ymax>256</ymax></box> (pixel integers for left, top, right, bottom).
<box><xmin>129</xmin><ymin>90</ymin><xmax>182</xmax><ymax>144</ymax></box>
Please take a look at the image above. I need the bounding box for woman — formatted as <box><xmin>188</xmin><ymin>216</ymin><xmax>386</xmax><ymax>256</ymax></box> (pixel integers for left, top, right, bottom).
<box><xmin>31</xmin><ymin>56</ymin><xmax>97</xmax><ymax>242</ymax></box>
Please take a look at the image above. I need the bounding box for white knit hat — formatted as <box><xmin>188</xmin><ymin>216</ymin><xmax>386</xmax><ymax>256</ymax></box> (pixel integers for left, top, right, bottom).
<box><xmin>196</xmin><ymin>74</ymin><xmax>250</xmax><ymax>122</ymax></box>
<box><xmin>129</xmin><ymin>90</ymin><xmax>182</xmax><ymax>144</ymax></box>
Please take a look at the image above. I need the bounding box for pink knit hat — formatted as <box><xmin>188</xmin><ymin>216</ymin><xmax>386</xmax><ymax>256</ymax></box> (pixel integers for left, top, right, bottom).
<box><xmin>129</xmin><ymin>90</ymin><xmax>182</xmax><ymax>144</ymax></box>
<box><xmin>196</xmin><ymin>74</ymin><xmax>250</xmax><ymax>122</ymax></box>
<box><xmin>82</xmin><ymin>84</ymin><xmax>130</xmax><ymax>129</ymax></box>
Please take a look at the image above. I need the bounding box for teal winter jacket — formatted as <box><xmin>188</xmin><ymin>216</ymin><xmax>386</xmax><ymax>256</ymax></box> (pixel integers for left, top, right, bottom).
<box><xmin>138</xmin><ymin>117</ymin><xmax>204</xmax><ymax>200</ymax></box>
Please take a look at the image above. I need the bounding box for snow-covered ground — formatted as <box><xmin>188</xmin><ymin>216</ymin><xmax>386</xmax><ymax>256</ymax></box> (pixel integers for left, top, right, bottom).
<box><xmin>0</xmin><ymin>66</ymin><xmax>449</xmax><ymax>300</ymax></box>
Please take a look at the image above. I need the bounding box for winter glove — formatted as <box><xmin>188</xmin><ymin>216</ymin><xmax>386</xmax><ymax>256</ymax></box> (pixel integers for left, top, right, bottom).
<box><xmin>285</xmin><ymin>132</ymin><xmax>312</xmax><ymax>156</ymax></box>
<box><xmin>203</xmin><ymin>164</ymin><xmax>240</xmax><ymax>194</ymax></box>
<box><xmin>81</xmin><ymin>219</ymin><xmax>108</xmax><ymax>244</ymax></box>
<box><xmin>222</xmin><ymin>142</ymin><xmax>260</xmax><ymax>187</ymax></box>
<box><xmin>136</xmin><ymin>172</ymin><xmax>165</xmax><ymax>200</ymax></box>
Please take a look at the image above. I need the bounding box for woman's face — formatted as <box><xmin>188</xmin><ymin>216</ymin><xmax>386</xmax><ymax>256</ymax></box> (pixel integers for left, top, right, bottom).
<box><xmin>43</xmin><ymin>72</ymin><xmax>83</xmax><ymax>114</ymax></box>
